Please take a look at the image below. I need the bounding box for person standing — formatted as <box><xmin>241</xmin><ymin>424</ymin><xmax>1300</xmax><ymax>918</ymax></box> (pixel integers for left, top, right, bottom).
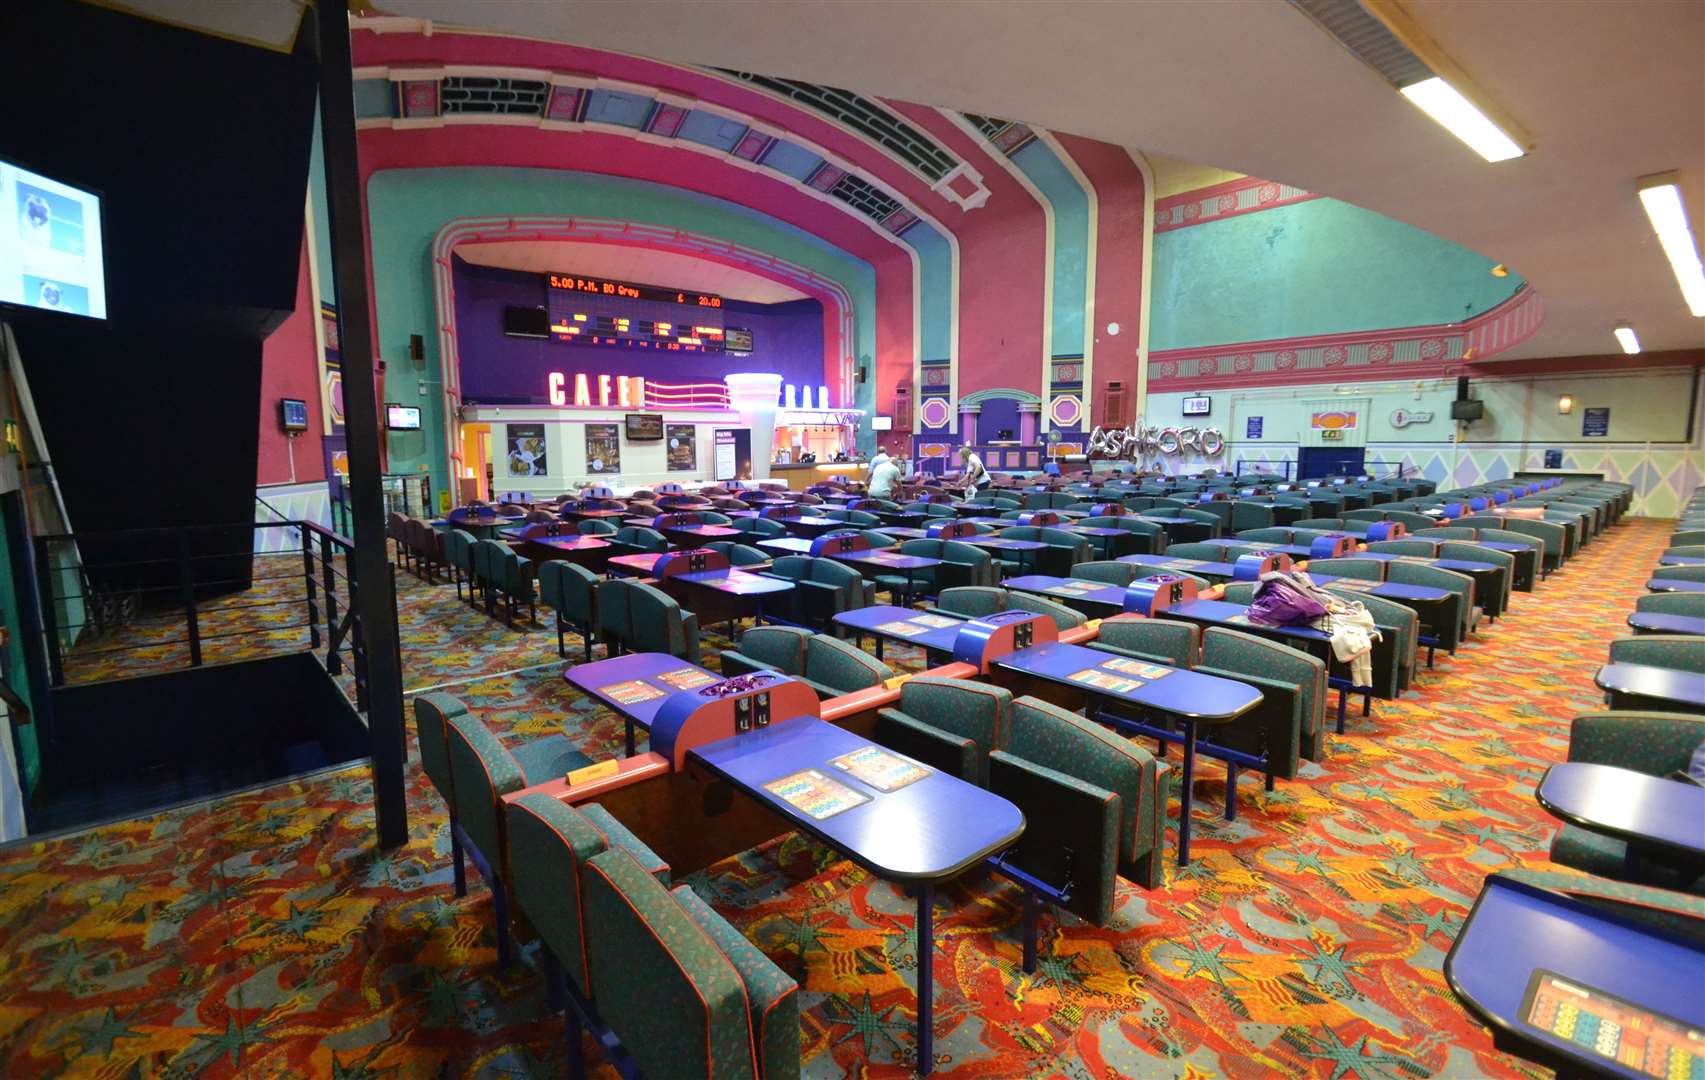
<box><xmin>959</xmin><ymin>445</ymin><xmax>991</xmax><ymax>499</ymax></box>
<box><xmin>868</xmin><ymin>454</ymin><xmax>902</xmax><ymax>500</ymax></box>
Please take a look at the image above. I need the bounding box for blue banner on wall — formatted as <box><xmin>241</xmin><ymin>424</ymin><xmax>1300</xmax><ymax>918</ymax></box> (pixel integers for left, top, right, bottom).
<box><xmin>1246</xmin><ymin>416</ymin><xmax>1263</xmax><ymax>439</ymax></box>
<box><xmin>1582</xmin><ymin>407</ymin><xmax>1610</xmax><ymax>437</ymax></box>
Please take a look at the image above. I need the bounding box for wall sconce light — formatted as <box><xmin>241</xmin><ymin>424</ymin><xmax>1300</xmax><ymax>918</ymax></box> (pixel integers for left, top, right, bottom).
<box><xmin>1557</xmin><ymin>395</ymin><xmax>1574</xmax><ymax>415</ymax></box>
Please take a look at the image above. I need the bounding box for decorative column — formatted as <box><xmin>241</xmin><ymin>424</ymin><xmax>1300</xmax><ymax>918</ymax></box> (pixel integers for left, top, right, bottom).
<box><xmin>958</xmin><ymin>402</ymin><xmax>980</xmax><ymax>447</ymax></box>
<box><xmin>725</xmin><ymin>372</ymin><xmax>783</xmax><ymax>480</ymax></box>
<box><xmin>1018</xmin><ymin>402</ymin><xmax>1042</xmax><ymax>445</ymax></box>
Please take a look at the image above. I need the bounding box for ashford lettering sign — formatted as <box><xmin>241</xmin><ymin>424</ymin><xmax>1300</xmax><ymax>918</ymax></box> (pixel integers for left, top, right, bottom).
<box><xmin>1088</xmin><ymin>420</ymin><xmax>1226</xmax><ymax>461</ymax></box>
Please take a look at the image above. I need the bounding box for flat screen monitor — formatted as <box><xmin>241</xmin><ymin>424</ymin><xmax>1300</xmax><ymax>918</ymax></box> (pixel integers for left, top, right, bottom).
<box><xmin>724</xmin><ymin>326</ymin><xmax>753</xmax><ymax>354</ymax></box>
<box><xmin>279</xmin><ymin>397</ymin><xmax>309</xmax><ymax>432</ymax></box>
<box><xmin>0</xmin><ymin>159</ymin><xmax>107</xmax><ymax>319</ymax></box>
<box><xmin>386</xmin><ymin>403</ymin><xmax>422</xmax><ymax>430</ymax></box>
<box><xmin>502</xmin><ymin>305</ymin><xmax>550</xmax><ymax>338</ymax></box>
<box><xmin>871</xmin><ymin>415</ymin><xmax>893</xmax><ymax>431</ymax></box>
<box><xmin>1181</xmin><ymin>395</ymin><xmax>1211</xmax><ymax>416</ymax></box>
<box><xmin>1450</xmin><ymin>399</ymin><xmax>1485</xmax><ymax>421</ymax></box>
<box><xmin>625</xmin><ymin>413</ymin><xmax>664</xmax><ymax>440</ymax></box>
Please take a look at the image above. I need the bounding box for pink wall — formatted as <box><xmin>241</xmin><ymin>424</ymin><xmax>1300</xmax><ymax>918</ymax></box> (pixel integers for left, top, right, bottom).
<box><xmin>256</xmin><ymin>237</ymin><xmax>325</xmax><ymax>485</ymax></box>
<box><xmin>1052</xmin><ymin>133</ymin><xmax>1146</xmax><ymax>427</ymax></box>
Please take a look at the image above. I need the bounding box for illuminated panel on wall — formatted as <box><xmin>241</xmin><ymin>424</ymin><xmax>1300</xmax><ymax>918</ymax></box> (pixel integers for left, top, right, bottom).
<box><xmin>545</xmin><ymin>272</ymin><xmax>728</xmax><ymax>353</ymax></box>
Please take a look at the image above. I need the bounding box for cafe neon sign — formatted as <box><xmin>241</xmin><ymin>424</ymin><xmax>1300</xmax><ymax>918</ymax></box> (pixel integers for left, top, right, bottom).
<box><xmin>546</xmin><ymin>372</ymin><xmax>731</xmax><ymax>410</ymax></box>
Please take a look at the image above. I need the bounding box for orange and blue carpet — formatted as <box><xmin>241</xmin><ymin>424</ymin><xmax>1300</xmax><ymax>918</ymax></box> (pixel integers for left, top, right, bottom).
<box><xmin>0</xmin><ymin>519</ymin><xmax>1672</xmax><ymax>1077</ymax></box>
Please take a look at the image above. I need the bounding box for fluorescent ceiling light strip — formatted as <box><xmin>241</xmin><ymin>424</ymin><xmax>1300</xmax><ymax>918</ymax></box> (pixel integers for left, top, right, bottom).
<box><xmin>1612</xmin><ymin>326</ymin><xmax>1641</xmax><ymax>354</ymax></box>
<box><xmin>1399</xmin><ymin>77</ymin><xmax>1524</xmax><ymax>163</ymax></box>
<box><xmin>1637</xmin><ymin>182</ymin><xmax>1705</xmax><ymax>317</ymax></box>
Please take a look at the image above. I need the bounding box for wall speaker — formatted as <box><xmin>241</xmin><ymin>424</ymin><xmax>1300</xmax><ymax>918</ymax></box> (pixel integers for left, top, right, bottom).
<box><xmin>1455</xmin><ymin>375</ymin><xmax>1470</xmax><ymax>401</ymax></box>
<box><xmin>856</xmin><ymin>364</ymin><xmax>867</xmax><ymax>383</ymax></box>
<box><xmin>409</xmin><ymin>334</ymin><xmax>425</xmax><ymax>363</ymax></box>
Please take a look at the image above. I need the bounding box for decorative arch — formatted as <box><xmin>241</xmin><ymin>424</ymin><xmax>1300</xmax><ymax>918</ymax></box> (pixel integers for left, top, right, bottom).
<box><xmin>431</xmin><ymin>214</ymin><xmax>858</xmax><ymax>479</ymax></box>
<box><xmin>957</xmin><ymin>387</ymin><xmax>1041</xmax><ymax>406</ymax></box>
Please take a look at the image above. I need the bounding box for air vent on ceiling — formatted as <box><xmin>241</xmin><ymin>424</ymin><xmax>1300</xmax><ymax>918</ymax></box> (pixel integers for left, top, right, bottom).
<box><xmin>962</xmin><ymin>113</ymin><xmax>1009</xmax><ymax>140</ymax></box>
<box><xmin>440</xmin><ymin>76</ymin><xmax>550</xmax><ymax>116</ymax></box>
<box><xmin>1286</xmin><ymin>0</ymin><xmax>1431</xmax><ymax>87</ymax></box>
<box><xmin>715</xmin><ymin>70</ymin><xmax>959</xmax><ymax>181</ymax></box>
<box><xmin>827</xmin><ymin>174</ymin><xmax>903</xmax><ymax>221</ymax></box>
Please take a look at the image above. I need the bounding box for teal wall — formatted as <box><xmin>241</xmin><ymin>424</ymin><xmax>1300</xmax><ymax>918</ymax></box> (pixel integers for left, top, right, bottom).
<box><xmin>1151</xmin><ymin>197</ymin><xmax>1524</xmax><ymax>350</ymax></box>
<box><xmin>366</xmin><ymin>167</ymin><xmax>879</xmax><ymax>496</ymax></box>
<box><xmin>309</xmin><ymin>103</ymin><xmax>334</xmax><ymax>304</ymax></box>
<box><xmin>1010</xmin><ymin>140</ymin><xmax>1089</xmax><ymax>356</ymax></box>
<box><xmin>905</xmin><ymin>220</ymin><xmax>953</xmax><ymax>362</ymax></box>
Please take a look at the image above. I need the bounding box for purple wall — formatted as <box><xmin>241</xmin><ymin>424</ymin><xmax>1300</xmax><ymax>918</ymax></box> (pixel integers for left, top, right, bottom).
<box><xmin>452</xmin><ymin>258</ymin><xmax>826</xmax><ymax>403</ymax></box>
<box><xmin>978</xmin><ymin>397</ymin><xmax>1022</xmax><ymax>441</ymax></box>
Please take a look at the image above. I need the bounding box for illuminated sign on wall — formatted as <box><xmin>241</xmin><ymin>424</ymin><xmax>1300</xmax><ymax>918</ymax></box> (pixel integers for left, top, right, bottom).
<box><xmin>547</xmin><ymin>273</ymin><xmax>722</xmax><ymax>308</ymax></box>
<box><xmin>545</xmin><ymin>372</ymin><xmax>730</xmax><ymax>410</ymax></box>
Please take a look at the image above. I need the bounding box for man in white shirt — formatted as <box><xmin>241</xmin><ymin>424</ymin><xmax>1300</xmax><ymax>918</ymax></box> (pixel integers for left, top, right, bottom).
<box><xmin>959</xmin><ymin>446</ymin><xmax>991</xmax><ymax>498</ymax></box>
<box><xmin>868</xmin><ymin>455</ymin><xmax>902</xmax><ymax>500</ymax></box>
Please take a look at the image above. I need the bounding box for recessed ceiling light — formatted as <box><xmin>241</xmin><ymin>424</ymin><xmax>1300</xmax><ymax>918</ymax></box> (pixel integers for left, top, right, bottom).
<box><xmin>1636</xmin><ymin>175</ymin><xmax>1705</xmax><ymax>317</ymax></box>
<box><xmin>1612</xmin><ymin>324</ymin><xmax>1641</xmax><ymax>354</ymax></box>
<box><xmin>1400</xmin><ymin>77</ymin><xmax>1524</xmax><ymax>163</ymax></box>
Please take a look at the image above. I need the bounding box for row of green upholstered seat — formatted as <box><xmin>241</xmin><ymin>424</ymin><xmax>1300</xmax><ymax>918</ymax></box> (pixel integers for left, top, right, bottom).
<box><xmin>416</xmin><ymin>693</ymin><xmax>800</xmax><ymax>1078</ymax></box>
<box><xmin>872</xmin><ymin>678</ymin><xmax>1166</xmax><ymax>925</ymax></box>
<box><xmin>720</xmin><ymin>625</ymin><xmax>894</xmax><ymax>698</ymax></box>
<box><xmin>758</xmin><ymin>556</ymin><xmax>873</xmax><ymax>630</ymax></box>
<box><xmin>1214</xmin><ymin>577</ymin><xmax>1422</xmax><ymax>701</ymax></box>
<box><xmin>927</xmin><ymin>585</ymin><xmax>1087</xmax><ymax>632</ymax></box>
<box><xmin>388</xmin><ymin>513</ymin><xmax>449</xmax><ymax>583</ymax></box>
<box><xmin>535</xmin><ymin>563</ymin><xmax>702</xmax><ymax>662</ymax></box>
<box><xmin>441</xmin><ymin>529</ymin><xmax>539</xmax><ymax>627</ymax></box>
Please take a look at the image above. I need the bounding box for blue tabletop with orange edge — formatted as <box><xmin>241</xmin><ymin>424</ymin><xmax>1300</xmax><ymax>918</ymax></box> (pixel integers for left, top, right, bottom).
<box><xmin>564</xmin><ymin>651</ymin><xmax>725</xmax><ymax>753</ymax></box>
<box><xmin>1595</xmin><ymin>661</ymin><xmax>1705</xmax><ymax>711</ymax></box>
<box><xmin>833</xmin><ymin>605</ymin><xmax>966</xmax><ymax>655</ymax></box>
<box><xmin>1444</xmin><ymin>873</ymin><xmax>1705</xmax><ymax>1080</ymax></box>
<box><xmin>1002</xmin><ymin>574</ymin><xmax>1128</xmax><ymax>612</ymax></box>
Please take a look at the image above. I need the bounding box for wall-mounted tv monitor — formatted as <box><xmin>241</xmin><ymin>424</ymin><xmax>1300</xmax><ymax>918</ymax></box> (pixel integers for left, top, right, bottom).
<box><xmin>503</xmin><ymin>305</ymin><xmax>550</xmax><ymax>338</ymax></box>
<box><xmin>1181</xmin><ymin>395</ymin><xmax>1211</xmax><ymax>416</ymax></box>
<box><xmin>724</xmin><ymin>326</ymin><xmax>754</xmax><ymax>354</ymax></box>
<box><xmin>279</xmin><ymin>397</ymin><xmax>309</xmax><ymax>432</ymax></box>
<box><xmin>1450</xmin><ymin>399</ymin><xmax>1485</xmax><ymax>421</ymax></box>
<box><xmin>386</xmin><ymin>403</ymin><xmax>422</xmax><ymax>430</ymax></box>
<box><xmin>871</xmin><ymin>415</ymin><xmax>894</xmax><ymax>431</ymax></box>
<box><xmin>625</xmin><ymin>412</ymin><xmax>664</xmax><ymax>440</ymax></box>
<box><xmin>0</xmin><ymin>159</ymin><xmax>107</xmax><ymax>319</ymax></box>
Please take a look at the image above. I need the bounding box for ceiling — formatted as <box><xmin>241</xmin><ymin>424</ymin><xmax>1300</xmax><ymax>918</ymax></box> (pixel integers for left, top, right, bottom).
<box><xmin>100</xmin><ymin>0</ymin><xmax>1705</xmax><ymax>360</ymax></box>
<box><xmin>377</xmin><ymin>0</ymin><xmax>1705</xmax><ymax>362</ymax></box>
<box><xmin>455</xmin><ymin>240</ymin><xmax>809</xmax><ymax>304</ymax></box>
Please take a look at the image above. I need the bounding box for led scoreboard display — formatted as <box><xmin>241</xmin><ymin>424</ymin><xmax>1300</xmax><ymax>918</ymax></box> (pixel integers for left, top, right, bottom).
<box><xmin>545</xmin><ymin>272</ymin><xmax>729</xmax><ymax>354</ymax></box>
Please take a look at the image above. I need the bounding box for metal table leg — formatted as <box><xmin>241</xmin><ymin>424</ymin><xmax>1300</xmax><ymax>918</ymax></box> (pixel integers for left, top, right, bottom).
<box><xmin>917</xmin><ymin>883</ymin><xmax>935</xmax><ymax>1074</ymax></box>
<box><xmin>1178</xmin><ymin>719</ymin><xmax>1198</xmax><ymax>866</ymax></box>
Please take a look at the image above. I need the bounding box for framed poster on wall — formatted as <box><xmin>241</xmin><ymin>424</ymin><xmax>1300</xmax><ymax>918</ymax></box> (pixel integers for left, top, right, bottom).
<box><xmin>666</xmin><ymin>424</ymin><xmax>696</xmax><ymax>471</ymax></box>
<box><xmin>585</xmin><ymin>423</ymin><xmax>620</xmax><ymax>475</ymax></box>
<box><xmin>507</xmin><ymin>424</ymin><xmax>547</xmax><ymax>476</ymax></box>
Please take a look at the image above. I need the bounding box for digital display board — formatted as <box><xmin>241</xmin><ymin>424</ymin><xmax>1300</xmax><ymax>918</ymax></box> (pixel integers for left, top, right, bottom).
<box><xmin>545</xmin><ymin>271</ymin><xmax>727</xmax><ymax>353</ymax></box>
<box><xmin>0</xmin><ymin>158</ymin><xmax>107</xmax><ymax>319</ymax></box>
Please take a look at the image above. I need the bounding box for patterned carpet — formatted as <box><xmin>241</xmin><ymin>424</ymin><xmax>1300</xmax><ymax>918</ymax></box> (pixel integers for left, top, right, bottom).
<box><xmin>0</xmin><ymin>519</ymin><xmax>1671</xmax><ymax>1078</ymax></box>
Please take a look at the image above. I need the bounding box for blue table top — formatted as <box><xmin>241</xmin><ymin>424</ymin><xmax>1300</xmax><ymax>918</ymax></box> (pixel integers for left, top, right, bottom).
<box><xmin>873</xmin><ymin>526</ymin><xmax>928</xmax><ymax>540</ymax></box>
<box><xmin>1537</xmin><ymin>762</ymin><xmax>1705</xmax><ymax>858</ymax></box>
<box><xmin>1003</xmin><ymin>574</ymin><xmax>1127</xmax><ymax>608</ymax></box>
<box><xmin>1138</xmin><ymin>515</ymin><xmax>1201</xmax><ymax>526</ymax></box>
<box><xmin>1121</xmin><ymin>553</ymin><xmax>1237</xmax><ymax>579</ymax></box>
<box><xmin>1308</xmin><ymin>576</ymin><xmax>1452</xmax><ymax>603</ymax></box>
<box><xmin>1596</xmin><ymin>662</ymin><xmax>1705</xmax><ymax>708</ymax></box>
<box><xmin>995</xmin><ymin>640</ymin><xmax>1262</xmax><ymax>721</ymax></box>
<box><xmin>830</xmin><ymin>550</ymin><xmax>943</xmax><ymax>572</ymax></box>
<box><xmin>564</xmin><ymin>652</ymin><xmax>722</xmax><ymax>730</ymax></box>
<box><xmin>1445</xmin><ymin>874</ymin><xmax>1705</xmax><ymax>1080</ymax></box>
<box><xmin>1627</xmin><ymin>611</ymin><xmax>1705</xmax><ymax>636</ymax></box>
<box><xmin>1064</xmin><ymin>525</ymin><xmax>1126</xmax><ymax>537</ymax></box>
<box><xmin>675</xmin><ymin>568</ymin><xmax>796</xmax><ymax>596</ymax></box>
<box><xmin>1218</xmin><ymin>539</ymin><xmax>1314</xmax><ymax>559</ymax></box>
<box><xmin>1476</xmin><ymin>540</ymin><xmax>1539</xmax><ymax>556</ymax></box>
<box><xmin>756</xmin><ymin>537</ymin><xmax>817</xmax><ymax>556</ymax></box>
<box><xmin>1660</xmin><ymin>554</ymin><xmax>1705</xmax><ymax>566</ymax></box>
<box><xmin>1162</xmin><ymin>598</ymin><xmax>1333</xmax><ymax>643</ymax></box>
<box><xmin>833</xmin><ymin>605</ymin><xmax>965</xmax><ymax>651</ymax></box>
<box><xmin>1647</xmin><ymin>578</ymin><xmax>1705</xmax><ymax>593</ymax></box>
<box><xmin>692</xmin><ymin>715</ymin><xmax>1025</xmax><ymax>881</ymax></box>
<box><xmin>964</xmin><ymin>536</ymin><xmax>1048</xmax><ymax>551</ymax></box>
<box><xmin>1354</xmin><ymin>551</ymin><xmax>1499</xmax><ymax>572</ymax></box>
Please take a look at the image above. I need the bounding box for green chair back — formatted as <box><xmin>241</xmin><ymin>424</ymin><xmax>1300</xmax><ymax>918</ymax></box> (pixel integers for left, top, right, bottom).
<box><xmin>1308</xmin><ymin>557</ymin><xmax>1384</xmax><ymax>581</ymax></box>
<box><xmin>629</xmin><ymin>582</ymin><xmax>701</xmax><ymax>662</ymax></box>
<box><xmin>1007</xmin><ymin>591</ymin><xmax>1087</xmax><ymax>630</ymax></box>
<box><xmin>1636</xmin><ymin>592</ymin><xmax>1705</xmax><ymax>617</ymax></box>
<box><xmin>1094</xmin><ymin>617</ymin><xmax>1198</xmax><ymax>667</ymax></box>
<box><xmin>444</xmin><ymin>711</ymin><xmax>526</xmax><ymax>860</ymax></box>
<box><xmin>934</xmin><ymin>586</ymin><xmax>1007</xmax><ymax>619</ymax></box>
<box><xmin>412</xmin><ymin>692</ymin><xmax>468</xmax><ymax>808</ymax></box>
<box><xmin>1071</xmin><ymin>560</ymin><xmax>1138</xmax><ymax>586</ymax></box>
<box><xmin>877</xmin><ymin>677</ymin><xmax>1013</xmax><ymax>785</ymax></box>
<box><xmin>804</xmin><ymin>634</ymin><xmax>892</xmax><ymax>694</ymax></box>
<box><xmin>505</xmin><ymin>792</ymin><xmax>610</xmax><ymax>992</ymax></box>
<box><xmin>1607</xmin><ymin>635</ymin><xmax>1702</xmax><ymax>673</ymax></box>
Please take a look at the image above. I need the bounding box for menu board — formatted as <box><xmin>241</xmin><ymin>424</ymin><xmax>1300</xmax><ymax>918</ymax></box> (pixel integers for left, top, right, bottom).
<box><xmin>666</xmin><ymin>424</ymin><xmax>697</xmax><ymax>471</ymax></box>
<box><xmin>599</xmin><ymin>679</ymin><xmax>664</xmax><ymax>705</ymax></box>
<box><xmin>585</xmin><ymin>423</ymin><xmax>621</xmax><ymax>474</ymax></box>
<box><xmin>1100</xmin><ymin>657</ymin><xmax>1173</xmax><ymax>680</ymax></box>
<box><xmin>657</xmin><ymin>667</ymin><xmax>717</xmax><ymax>690</ymax></box>
<box><xmin>1521</xmin><ymin>970</ymin><xmax>1705</xmax><ymax>1076</ymax></box>
<box><xmin>830</xmin><ymin>745</ymin><xmax>930</xmax><ymax>792</ymax></box>
<box><xmin>763</xmin><ymin>769</ymin><xmax>870</xmax><ymax>820</ymax></box>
